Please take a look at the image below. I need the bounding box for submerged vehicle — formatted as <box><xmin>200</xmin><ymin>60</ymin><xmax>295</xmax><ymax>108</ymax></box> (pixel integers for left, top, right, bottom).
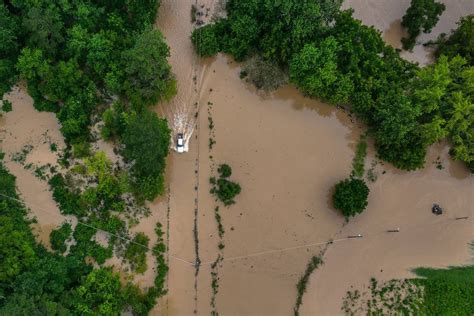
<box><xmin>176</xmin><ymin>133</ymin><xmax>184</xmax><ymax>153</ymax></box>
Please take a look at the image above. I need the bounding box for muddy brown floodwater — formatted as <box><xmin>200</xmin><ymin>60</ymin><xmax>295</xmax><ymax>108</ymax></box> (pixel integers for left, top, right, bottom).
<box><xmin>156</xmin><ymin>1</ymin><xmax>474</xmax><ymax>316</ymax></box>
<box><xmin>1</xmin><ymin>1</ymin><xmax>472</xmax><ymax>316</ymax></box>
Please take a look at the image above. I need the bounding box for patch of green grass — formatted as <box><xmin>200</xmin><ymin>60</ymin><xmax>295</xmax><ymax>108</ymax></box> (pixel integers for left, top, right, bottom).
<box><xmin>351</xmin><ymin>136</ymin><xmax>367</xmax><ymax>178</ymax></box>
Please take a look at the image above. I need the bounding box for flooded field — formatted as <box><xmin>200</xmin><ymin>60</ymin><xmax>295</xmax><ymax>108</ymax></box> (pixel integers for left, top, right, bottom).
<box><xmin>157</xmin><ymin>0</ymin><xmax>474</xmax><ymax>315</ymax></box>
<box><xmin>1</xmin><ymin>0</ymin><xmax>472</xmax><ymax>315</ymax></box>
<box><xmin>0</xmin><ymin>86</ymin><xmax>73</xmax><ymax>248</ymax></box>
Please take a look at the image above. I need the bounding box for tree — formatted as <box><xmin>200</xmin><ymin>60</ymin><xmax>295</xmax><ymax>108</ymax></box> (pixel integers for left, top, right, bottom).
<box><xmin>401</xmin><ymin>0</ymin><xmax>446</xmax><ymax>50</ymax></box>
<box><xmin>22</xmin><ymin>5</ymin><xmax>64</xmax><ymax>57</ymax></box>
<box><xmin>290</xmin><ymin>37</ymin><xmax>353</xmax><ymax>104</ymax></box>
<box><xmin>69</xmin><ymin>268</ymin><xmax>125</xmax><ymax>315</ymax></box>
<box><xmin>50</xmin><ymin>222</ymin><xmax>72</xmax><ymax>253</ymax></box>
<box><xmin>434</xmin><ymin>15</ymin><xmax>474</xmax><ymax>66</ymax></box>
<box><xmin>445</xmin><ymin>92</ymin><xmax>473</xmax><ymax>171</ymax></box>
<box><xmin>0</xmin><ymin>4</ymin><xmax>20</xmax><ymax>95</ymax></box>
<box><xmin>124</xmin><ymin>232</ymin><xmax>149</xmax><ymax>274</ymax></box>
<box><xmin>0</xmin><ymin>215</ymin><xmax>36</xmax><ymax>286</ymax></box>
<box><xmin>122</xmin><ymin>29</ymin><xmax>176</xmax><ymax>107</ymax></box>
<box><xmin>332</xmin><ymin>178</ymin><xmax>369</xmax><ymax>218</ymax></box>
<box><xmin>122</xmin><ymin>111</ymin><xmax>171</xmax><ymax>201</ymax></box>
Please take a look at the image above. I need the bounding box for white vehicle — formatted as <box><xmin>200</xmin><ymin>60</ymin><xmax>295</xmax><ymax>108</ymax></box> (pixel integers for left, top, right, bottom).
<box><xmin>176</xmin><ymin>133</ymin><xmax>184</xmax><ymax>153</ymax></box>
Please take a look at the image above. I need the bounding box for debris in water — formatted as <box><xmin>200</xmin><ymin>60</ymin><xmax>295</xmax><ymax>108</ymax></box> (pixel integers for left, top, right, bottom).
<box><xmin>432</xmin><ymin>204</ymin><xmax>443</xmax><ymax>215</ymax></box>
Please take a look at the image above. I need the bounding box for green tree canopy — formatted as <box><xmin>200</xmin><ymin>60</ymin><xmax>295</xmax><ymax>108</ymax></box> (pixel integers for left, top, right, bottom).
<box><xmin>434</xmin><ymin>15</ymin><xmax>474</xmax><ymax>66</ymax></box>
<box><xmin>401</xmin><ymin>0</ymin><xmax>446</xmax><ymax>50</ymax></box>
<box><xmin>332</xmin><ymin>178</ymin><xmax>369</xmax><ymax>218</ymax></box>
<box><xmin>122</xmin><ymin>29</ymin><xmax>176</xmax><ymax>107</ymax></box>
<box><xmin>122</xmin><ymin>110</ymin><xmax>171</xmax><ymax>200</ymax></box>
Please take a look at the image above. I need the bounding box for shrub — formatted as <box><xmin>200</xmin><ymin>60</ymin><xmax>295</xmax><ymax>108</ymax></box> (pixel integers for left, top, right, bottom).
<box><xmin>217</xmin><ymin>164</ymin><xmax>232</xmax><ymax>178</ymax></box>
<box><xmin>50</xmin><ymin>222</ymin><xmax>72</xmax><ymax>253</ymax></box>
<box><xmin>191</xmin><ymin>24</ymin><xmax>221</xmax><ymax>57</ymax></box>
<box><xmin>241</xmin><ymin>55</ymin><xmax>288</xmax><ymax>91</ymax></box>
<box><xmin>1</xmin><ymin>100</ymin><xmax>12</xmax><ymax>112</ymax></box>
<box><xmin>213</xmin><ymin>178</ymin><xmax>241</xmax><ymax>206</ymax></box>
<box><xmin>351</xmin><ymin>137</ymin><xmax>367</xmax><ymax>178</ymax></box>
<box><xmin>124</xmin><ymin>232</ymin><xmax>149</xmax><ymax>274</ymax></box>
<box><xmin>332</xmin><ymin>178</ymin><xmax>369</xmax><ymax>218</ymax></box>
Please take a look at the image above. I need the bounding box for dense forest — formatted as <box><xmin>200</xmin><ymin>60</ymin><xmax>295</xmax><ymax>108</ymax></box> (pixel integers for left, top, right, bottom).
<box><xmin>1</xmin><ymin>0</ymin><xmax>173</xmax><ymax>200</ymax></box>
<box><xmin>192</xmin><ymin>0</ymin><xmax>473</xmax><ymax>173</ymax></box>
<box><xmin>0</xmin><ymin>0</ymin><xmax>172</xmax><ymax>314</ymax></box>
<box><xmin>0</xmin><ymin>159</ymin><xmax>166</xmax><ymax>315</ymax></box>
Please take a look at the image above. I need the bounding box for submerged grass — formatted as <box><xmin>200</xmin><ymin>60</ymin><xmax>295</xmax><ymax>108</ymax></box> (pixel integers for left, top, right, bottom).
<box><xmin>351</xmin><ymin>136</ymin><xmax>367</xmax><ymax>178</ymax></box>
<box><xmin>294</xmin><ymin>255</ymin><xmax>324</xmax><ymax>316</ymax></box>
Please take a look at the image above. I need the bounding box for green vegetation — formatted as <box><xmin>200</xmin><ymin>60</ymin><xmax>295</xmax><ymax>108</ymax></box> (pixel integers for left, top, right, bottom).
<box><xmin>49</xmin><ymin>222</ymin><xmax>72</xmax><ymax>253</ymax></box>
<box><xmin>333</xmin><ymin>178</ymin><xmax>369</xmax><ymax>218</ymax></box>
<box><xmin>191</xmin><ymin>0</ymin><xmax>474</xmax><ymax>173</ymax></box>
<box><xmin>413</xmin><ymin>265</ymin><xmax>474</xmax><ymax>314</ymax></box>
<box><xmin>121</xmin><ymin>111</ymin><xmax>171</xmax><ymax>201</ymax></box>
<box><xmin>1</xmin><ymin>100</ymin><xmax>12</xmax><ymax>113</ymax></box>
<box><xmin>2</xmin><ymin>0</ymin><xmax>174</xmax><ymax>201</ymax></box>
<box><xmin>0</xmin><ymin>4</ymin><xmax>19</xmax><ymax>96</ymax></box>
<box><xmin>401</xmin><ymin>0</ymin><xmax>446</xmax><ymax>50</ymax></box>
<box><xmin>241</xmin><ymin>55</ymin><xmax>288</xmax><ymax>91</ymax></box>
<box><xmin>294</xmin><ymin>255</ymin><xmax>324</xmax><ymax>316</ymax></box>
<box><xmin>342</xmin><ymin>265</ymin><xmax>474</xmax><ymax>315</ymax></box>
<box><xmin>433</xmin><ymin>15</ymin><xmax>474</xmax><ymax>65</ymax></box>
<box><xmin>351</xmin><ymin>136</ymin><xmax>367</xmax><ymax>178</ymax></box>
<box><xmin>191</xmin><ymin>4</ymin><xmax>198</xmax><ymax>23</ymax></box>
<box><xmin>124</xmin><ymin>232</ymin><xmax>150</xmax><ymax>274</ymax></box>
<box><xmin>10</xmin><ymin>144</ymin><xmax>33</xmax><ymax>164</ymax></box>
<box><xmin>151</xmin><ymin>222</ymin><xmax>168</xmax><ymax>296</ymax></box>
<box><xmin>342</xmin><ymin>278</ymin><xmax>423</xmax><ymax>315</ymax></box>
<box><xmin>217</xmin><ymin>163</ymin><xmax>232</xmax><ymax>178</ymax></box>
<box><xmin>0</xmin><ymin>161</ymin><xmax>162</xmax><ymax>315</ymax></box>
<box><xmin>210</xmin><ymin>164</ymin><xmax>241</xmax><ymax>206</ymax></box>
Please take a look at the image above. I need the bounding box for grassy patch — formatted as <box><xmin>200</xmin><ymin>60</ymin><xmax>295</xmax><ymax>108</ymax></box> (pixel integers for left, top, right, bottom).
<box><xmin>351</xmin><ymin>136</ymin><xmax>367</xmax><ymax>178</ymax></box>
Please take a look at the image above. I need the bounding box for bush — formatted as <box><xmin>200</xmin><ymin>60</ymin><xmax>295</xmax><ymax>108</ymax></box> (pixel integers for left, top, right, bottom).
<box><xmin>124</xmin><ymin>232</ymin><xmax>149</xmax><ymax>274</ymax></box>
<box><xmin>332</xmin><ymin>178</ymin><xmax>369</xmax><ymax>218</ymax></box>
<box><xmin>72</xmin><ymin>141</ymin><xmax>91</xmax><ymax>158</ymax></box>
<box><xmin>213</xmin><ymin>178</ymin><xmax>241</xmax><ymax>206</ymax></box>
<box><xmin>1</xmin><ymin>100</ymin><xmax>12</xmax><ymax>113</ymax></box>
<box><xmin>192</xmin><ymin>24</ymin><xmax>221</xmax><ymax>57</ymax></box>
<box><xmin>241</xmin><ymin>55</ymin><xmax>288</xmax><ymax>91</ymax></box>
<box><xmin>217</xmin><ymin>164</ymin><xmax>232</xmax><ymax>178</ymax></box>
<box><xmin>50</xmin><ymin>222</ymin><xmax>72</xmax><ymax>253</ymax></box>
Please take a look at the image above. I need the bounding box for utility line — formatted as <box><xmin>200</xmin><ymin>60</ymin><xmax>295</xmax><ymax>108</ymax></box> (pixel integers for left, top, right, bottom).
<box><xmin>0</xmin><ymin>192</ymin><xmax>471</xmax><ymax>267</ymax></box>
<box><xmin>0</xmin><ymin>192</ymin><xmax>196</xmax><ymax>266</ymax></box>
